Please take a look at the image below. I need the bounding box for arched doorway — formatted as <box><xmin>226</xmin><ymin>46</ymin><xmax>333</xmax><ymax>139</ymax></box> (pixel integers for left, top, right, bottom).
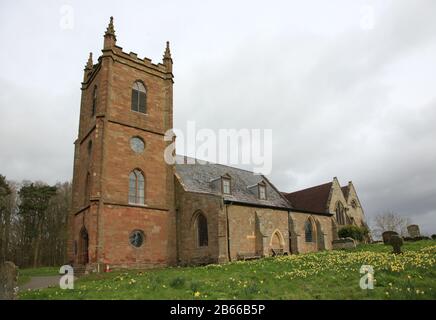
<box><xmin>270</xmin><ymin>230</ymin><xmax>284</xmax><ymax>256</ymax></box>
<box><xmin>78</xmin><ymin>227</ymin><xmax>89</xmax><ymax>265</ymax></box>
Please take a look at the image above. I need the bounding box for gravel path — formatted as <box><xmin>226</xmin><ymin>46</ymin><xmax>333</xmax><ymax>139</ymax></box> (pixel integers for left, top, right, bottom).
<box><xmin>20</xmin><ymin>276</ymin><xmax>65</xmax><ymax>291</ymax></box>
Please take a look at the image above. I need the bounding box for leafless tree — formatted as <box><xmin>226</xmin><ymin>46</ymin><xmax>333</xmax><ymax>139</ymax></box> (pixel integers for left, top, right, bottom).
<box><xmin>372</xmin><ymin>211</ymin><xmax>410</xmax><ymax>238</ymax></box>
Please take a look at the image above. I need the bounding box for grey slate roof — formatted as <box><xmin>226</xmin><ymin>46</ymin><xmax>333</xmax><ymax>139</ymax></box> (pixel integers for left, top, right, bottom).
<box><xmin>175</xmin><ymin>156</ymin><xmax>290</xmax><ymax>210</ymax></box>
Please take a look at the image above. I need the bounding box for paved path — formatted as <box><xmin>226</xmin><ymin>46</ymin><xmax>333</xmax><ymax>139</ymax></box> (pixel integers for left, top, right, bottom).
<box><xmin>20</xmin><ymin>276</ymin><xmax>63</xmax><ymax>291</ymax></box>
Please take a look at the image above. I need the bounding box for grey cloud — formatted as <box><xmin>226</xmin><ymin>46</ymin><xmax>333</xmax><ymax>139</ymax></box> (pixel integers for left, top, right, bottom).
<box><xmin>0</xmin><ymin>0</ymin><xmax>435</xmax><ymax>234</ymax></box>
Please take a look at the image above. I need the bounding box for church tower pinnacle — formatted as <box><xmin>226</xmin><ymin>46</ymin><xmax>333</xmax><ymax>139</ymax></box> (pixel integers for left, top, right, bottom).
<box><xmin>103</xmin><ymin>16</ymin><xmax>117</xmax><ymax>49</ymax></box>
<box><xmin>163</xmin><ymin>41</ymin><xmax>173</xmax><ymax>73</ymax></box>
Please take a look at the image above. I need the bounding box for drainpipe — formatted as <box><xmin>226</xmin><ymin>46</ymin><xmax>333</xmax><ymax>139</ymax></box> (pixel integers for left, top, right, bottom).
<box><xmin>225</xmin><ymin>202</ymin><xmax>231</xmax><ymax>262</ymax></box>
<box><xmin>287</xmin><ymin>210</ymin><xmax>291</xmax><ymax>254</ymax></box>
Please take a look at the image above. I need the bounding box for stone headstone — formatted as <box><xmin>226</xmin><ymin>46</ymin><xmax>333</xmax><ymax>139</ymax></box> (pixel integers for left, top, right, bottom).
<box><xmin>382</xmin><ymin>231</ymin><xmax>398</xmax><ymax>245</ymax></box>
<box><xmin>332</xmin><ymin>237</ymin><xmax>356</xmax><ymax>250</ymax></box>
<box><xmin>407</xmin><ymin>225</ymin><xmax>421</xmax><ymax>238</ymax></box>
<box><xmin>0</xmin><ymin>261</ymin><xmax>18</xmax><ymax>300</ymax></box>
<box><xmin>389</xmin><ymin>235</ymin><xmax>403</xmax><ymax>254</ymax></box>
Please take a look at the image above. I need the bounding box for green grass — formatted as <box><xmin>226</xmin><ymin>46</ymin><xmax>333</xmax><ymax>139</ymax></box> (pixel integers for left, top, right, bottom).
<box><xmin>18</xmin><ymin>266</ymin><xmax>60</xmax><ymax>286</ymax></box>
<box><xmin>19</xmin><ymin>241</ymin><xmax>436</xmax><ymax>300</ymax></box>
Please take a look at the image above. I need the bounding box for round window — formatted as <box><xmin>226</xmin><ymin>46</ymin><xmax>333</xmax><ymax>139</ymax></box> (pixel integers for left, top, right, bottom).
<box><xmin>129</xmin><ymin>230</ymin><xmax>144</xmax><ymax>247</ymax></box>
<box><xmin>130</xmin><ymin>137</ymin><xmax>145</xmax><ymax>154</ymax></box>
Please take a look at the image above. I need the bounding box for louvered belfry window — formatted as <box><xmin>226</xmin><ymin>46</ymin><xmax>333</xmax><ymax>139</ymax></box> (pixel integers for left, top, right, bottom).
<box><xmin>131</xmin><ymin>81</ymin><xmax>146</xmax><ymax>113</ymax></box>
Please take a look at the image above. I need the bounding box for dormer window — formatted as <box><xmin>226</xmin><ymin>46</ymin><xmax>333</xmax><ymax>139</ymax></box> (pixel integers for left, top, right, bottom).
<box><xmin>259</xmin><ymin>184</ymin><xmax>266</xmax><ymax>200</ymax></box>
<box><xmin>222</xmin><ymin>177</ymin><xmax>231</xmax><ymax>195</ymax></box>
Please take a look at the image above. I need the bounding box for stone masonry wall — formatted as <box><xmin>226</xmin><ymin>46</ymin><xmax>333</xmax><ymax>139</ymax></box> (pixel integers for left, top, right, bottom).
<box><xmin>175</xmin><ymin>179</ymin><xmax>225</xmax><ymax>265</ymax></box>
<box><xmin>289</xmin><ymin>211</ymin><xmax>334</xmax><ymax>253</ymax></box>
<box><xmin>227</xmin><ymin>205</ymin><xmax>289</xmax><ymax>260</ymax></box>
<box><xmin>100</xmin><ymin>204</ymin><xmax>174</xmax><ymax>268</ymax></box>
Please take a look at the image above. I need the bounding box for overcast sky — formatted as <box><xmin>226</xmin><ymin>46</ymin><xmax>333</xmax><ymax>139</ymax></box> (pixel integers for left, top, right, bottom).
<box><xmin>0</xmin><ymin>0</ymin><xmax>435</xmax><ymax>234</ymax></box>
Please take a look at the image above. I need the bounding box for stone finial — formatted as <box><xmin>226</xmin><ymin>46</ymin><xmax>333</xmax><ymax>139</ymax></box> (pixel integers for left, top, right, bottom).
<box><xmin>105</xmin><ymin>16</ymin><xmax>116</xmax><ymax>39</ymax></box>
<box><xmin>163</xmin><ymin>41</ymin><xmax>173</xmax><ymax>73</ymax></box>
<box><xmin>85</xmin><ymin>52</ymin><xmax>93</xmax><ymax>70</ymax></box>
<box><xmin>163</xmin><ymin>41</ymin><xmax>172</xmax><ymax>60</ymax></box>
<box><xmin>104</xmin><ymin>16</ymin><xmax>117</xmax><ymax>49</ymax></box>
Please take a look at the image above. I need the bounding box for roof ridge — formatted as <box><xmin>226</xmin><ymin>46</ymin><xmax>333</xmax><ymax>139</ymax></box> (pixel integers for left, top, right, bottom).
<box><xmin>286</xmin><ymin>181</ymin><xmax>332</xmax><ymax>195</ymax></box>
<box><xmin>175</xmin><ymin>154</ymin><xmax>264</xmax><ymax>175</ymax></box>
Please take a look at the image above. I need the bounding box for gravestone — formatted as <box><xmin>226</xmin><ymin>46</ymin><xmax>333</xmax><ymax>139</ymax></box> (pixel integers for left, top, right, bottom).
<box><xmin>407</xmin><ymin>225</ymin><xmax>421</xmax><ymax>238</ymax></box>
<box><xmin>382</xmin><ymin>231</ymin><xmax>398</xmax><ymax>245</ymax></box>
<box><xmin>332</xmin><ymin>237</ymin><xmax>356</xmax><ymax>250</ymax></box>
<box><xmin>389</xmin><ymin>235</ymin><xmax>403</xmax><ymax>254</ymax></box>
<box><xmin>0</xmin><ymin>261</ymin><xmax>18</xmax><ymax>300</ymax></box>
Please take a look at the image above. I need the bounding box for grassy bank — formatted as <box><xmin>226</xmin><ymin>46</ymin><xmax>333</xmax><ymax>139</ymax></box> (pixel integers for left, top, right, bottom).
<box><xmin>19</xmin><ymin>241</ymin><xmax>436</xmax><ymax>300</ymax></box>
<box><xmin>18</xmin><ymin>266</ymin><xmax>60</xmax><ymax>286</ymax></box>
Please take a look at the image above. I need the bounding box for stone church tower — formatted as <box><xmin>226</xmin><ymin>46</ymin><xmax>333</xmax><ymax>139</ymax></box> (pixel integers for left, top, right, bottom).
<box><xmin>68</xmin><ymin>17</ymin><xmax>176</xmax><ymax>270</ymax></box>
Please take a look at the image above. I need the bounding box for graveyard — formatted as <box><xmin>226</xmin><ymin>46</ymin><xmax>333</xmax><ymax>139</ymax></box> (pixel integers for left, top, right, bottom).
<box><xmin>17</xmin><ymin>240</ymin><xmax>436</xmax><ymax>300</ymax></box>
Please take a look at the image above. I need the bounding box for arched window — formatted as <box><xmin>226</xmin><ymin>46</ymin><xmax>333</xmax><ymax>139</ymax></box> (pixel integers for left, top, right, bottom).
<box><xmin>305</xmin><ymin>219</ymin><xmax>313</xmax><ymax>242</ymax></box>
<box><xmin>92</xmin><ymin>86</ymin><xmax>97</xmax><ymax>116</ymax></box>
<box><xmin>131</xmin><ymin>81</ymin><xmax>146</xmax><ymax>113</ymax></box>
<box><xmin>196</xmin><ymin>213</ymin><xmax>208</xmax><ymax>247</ymax></box>
<box><xmin>129</xmin><ymin>169</ymin><xmax>145</xmax><ymax>204</ymax></box>
<box><xmin>335</xmin><ymin>202</ymin><xmax>345</xmax><ymax>225</ymax></box>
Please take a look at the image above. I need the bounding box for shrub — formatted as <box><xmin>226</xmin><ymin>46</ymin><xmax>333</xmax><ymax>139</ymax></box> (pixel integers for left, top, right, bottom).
<box><xmin>190</xmin><ymin>280</ymin><xmax>203</xmax><ymax>292</ymax></box>
<box><xmin>432</xmin><ymin>234</ymin><xmax>436</xmax><ymax>240</ymax></box>
<box><xmin>169</xmin><ymin>276</ymin><xmax>185</xmax><ymax>289</ymax></box>
<box><xmin>148</xmin><ymin>275</ymin><xmax>163</xmax><ymax>290</ymax></box>
<box><xmin>338</xmin><ymin>225</ymin><xmax>368</xmax><ymax>241</ymax></box>
<box><xmin>413</xmin><ymin>236</ymin><xmax>431</xmax><ymax>241</ymax></box>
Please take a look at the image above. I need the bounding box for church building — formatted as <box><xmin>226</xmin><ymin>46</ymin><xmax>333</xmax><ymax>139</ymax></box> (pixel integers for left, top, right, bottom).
<box><xmin>68</xmin><ymin>18</ymin><xmax>367</xmax><ymax>270</ymax></box>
